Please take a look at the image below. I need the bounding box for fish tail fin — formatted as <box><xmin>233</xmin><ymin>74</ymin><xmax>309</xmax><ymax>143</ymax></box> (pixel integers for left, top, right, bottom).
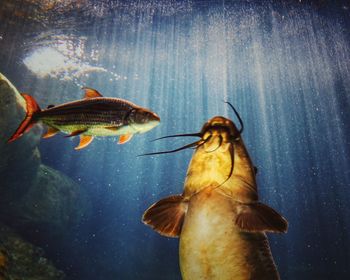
<box><xmin>8</xmin><ymin>94</ymin><xmax>41</xmax><ymax>143</ymax></box>
<box><xmin>142</xmin><ymin>195</ymin><xmax>188</xmax><ymax>238</ymax></box>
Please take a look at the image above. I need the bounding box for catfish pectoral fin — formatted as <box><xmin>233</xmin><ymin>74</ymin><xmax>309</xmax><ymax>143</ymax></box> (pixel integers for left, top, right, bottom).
<box><xmin>235</xmin><ymin>202</ymin><xmax>288</xmax><ymax>233</ymax></box>
<box><xmin>75</xmin><ymin>135</ymin><xmax>94</xmax><ymax>150</ymax></box>
<box><xmin>118</xmin><ymin>134</ymin><xmax>133</xmax><ymax>144</ymax></box>
<box><xmin>143</xmin><ymin>195</ymin><xmax>188</xmax><ymax>238</ymax></box>
<box><xmin>42</xmin><ymin>127</ymin><xmax>59</xmax><ymax>139</ymax></box>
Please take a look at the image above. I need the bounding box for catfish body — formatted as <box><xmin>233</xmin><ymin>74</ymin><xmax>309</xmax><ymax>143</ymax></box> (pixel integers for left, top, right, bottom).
<box><xmin>8</xmin><ymin>87</ymin><xmax>160</xmax><ymax>149</ymax></box>
<box><xmin>143</xmin><ymin>116</ymin><xmax>287</xmax><ymax>280</ymax></box>
<box><xmin>180</xmin><ymin>189</ymin><xmax>279</xmax><ymax>280</ymax></box>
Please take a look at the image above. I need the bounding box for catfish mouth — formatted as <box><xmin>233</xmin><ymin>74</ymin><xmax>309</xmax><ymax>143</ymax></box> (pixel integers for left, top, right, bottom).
<box><xmin>139</xmin><ymin>102</ymin><xmax>244</xmax><ymax>188</ymax></box>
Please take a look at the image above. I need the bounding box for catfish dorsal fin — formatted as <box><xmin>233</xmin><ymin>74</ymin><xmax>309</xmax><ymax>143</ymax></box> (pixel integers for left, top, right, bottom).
<box><xmin>142</xmin><ymin>195</ymin><xmax>188</xmax><ymax>238</ymax></box>
<box><xmin>82</xmin><ymin>87</ymin><xmax>103</xmax><ymax>98</ymax></box>
<box><xmin>235</xmin><ymin>202</ymin><xmax>288</xmax><ymax>233</ymax></box>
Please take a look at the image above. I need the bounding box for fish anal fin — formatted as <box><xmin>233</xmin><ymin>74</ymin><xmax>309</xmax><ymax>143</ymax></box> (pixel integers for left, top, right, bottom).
<box><xmin>82</xmin><ymin>87</ymin><xmax>103</xmax><ymax>98</ymax></box>
<box><xmin>142</xmin><ymin>195</ymin><xmax>188</xmax><ymax>238</ymax></box>
<box><xmin>235</xmin><ymin>202</ymin><xmax>288</xmax><ymax>233</ymax></box>
<box><xmin>118</xmin><ymin>134</ymin><xmax>133</xmax><ymax>144</ymax></box>
<box><xmin>42</xmin><ymin>127</ymin><xmax>59</xmax><ymax>139</ymax></box>
<box><xmin>65</xmin><ymin>129</ymin><xmax>87</xmax><ymax>137</ymax></box>
<box><xmin>75</xmin><ymin>135</ymin><xmax>94</xmax><ymax>150</ymax></box>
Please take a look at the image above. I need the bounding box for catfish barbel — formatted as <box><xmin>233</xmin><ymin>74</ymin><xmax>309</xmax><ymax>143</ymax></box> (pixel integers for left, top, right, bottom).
<box><xmin>142</xmin><ymin>103</ymin><xmax>287</xmax><ymax>280</ymax></box>
<box><xmin>8</xmin><ymin>87</ymin><xmax>160</xmax><ymax>149</ymax></box>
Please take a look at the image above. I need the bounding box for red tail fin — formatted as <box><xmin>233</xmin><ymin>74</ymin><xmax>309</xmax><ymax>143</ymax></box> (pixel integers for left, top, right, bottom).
<box><xmin>8</xmin><ymin>94</ymin><xmax>41</xmax><ymax>143</ymax></box>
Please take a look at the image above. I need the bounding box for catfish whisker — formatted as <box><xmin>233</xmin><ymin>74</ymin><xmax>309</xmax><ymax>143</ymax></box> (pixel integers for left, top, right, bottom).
<box><xmin>224</xmin><ymin>101</ymin><xmax>244</xmax><ymax>134</ymax></box>
<box><xmin>139</xmin><ymin>140</ymin><xmax>202</xmax><ymax>156</ymax></box>
<box><xmin>212</xmin><ymin>142</ymin><xmax>235</xmax><ymax>190</ymax></box>
<box><xmin>151</xmin><ymin>133</ymin><xmax>202</xmax><ymax>142</ymax></box>
<box><xmin>205</xmin><ymin>135</ymin><xmax>222</xmax><ymax>153</ymax></box>
<box><xmin>191</xmin><ymin>136</ymin><xmax>211</xmax><ymax>149</ymax></box>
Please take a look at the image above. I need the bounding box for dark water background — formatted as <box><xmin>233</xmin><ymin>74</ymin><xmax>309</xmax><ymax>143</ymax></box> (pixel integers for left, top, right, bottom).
<box><xmin>1</xmin><ymin>0</ymin><xmax>349</xmax><ymax>279</ymax></box>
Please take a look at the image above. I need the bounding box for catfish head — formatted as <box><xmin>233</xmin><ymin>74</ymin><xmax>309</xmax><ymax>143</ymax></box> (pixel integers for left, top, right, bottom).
<box><xmin>198</xmin><ymin>115</ymin><xmax>241</xmax><ymax>154</ymax></box>
<box><xmin>141</xmin><ymin>103</ymin><xmax>258</xmax><ymax>202</ymax></box>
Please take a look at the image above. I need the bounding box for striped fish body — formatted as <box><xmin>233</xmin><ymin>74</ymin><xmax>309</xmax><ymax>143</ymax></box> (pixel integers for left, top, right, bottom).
<box><xmin>38</xmin><ymin>97</ymin><xmax>139</xmax><ymax>137</ymax></box>
<box><xmin>8</xmin><ymin>87</ymin><xmax>160</xmax><ymax>149</ymax></box>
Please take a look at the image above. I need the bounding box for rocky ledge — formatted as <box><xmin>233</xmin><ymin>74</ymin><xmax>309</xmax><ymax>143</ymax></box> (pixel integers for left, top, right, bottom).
<box><xmin>0</xmin><ymin>73</ymin><xmax>90</xmax><ymax>279</ymax></box>
<box><xmin>0</xmin><ymin>223</ymin><xmax>65</xmax><ymax>280</ymax></box>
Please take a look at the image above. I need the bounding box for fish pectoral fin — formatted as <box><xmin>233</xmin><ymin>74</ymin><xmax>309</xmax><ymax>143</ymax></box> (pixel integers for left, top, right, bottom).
<box><xmin>82</xmin><ymin>87</ymin><xmax>103</xmax><ymax>98</ymax></box>
<box><xmin>65</xmin><ymin>129</ymin><xmax>87</xmax><ymax>137</ymax></box>
<box><xmin>142</xmin><ymin>195</ymin><xmax>188</xmax><ymax>238</ymax></box>
<box><xmin>235</xmin><ymin>202</ymin><xmax>288</xmax><ymax>233</ymax></box>
<box><xmin>118</xmin><ymin>134</ymin><xmax>133</xmax><ymax>144</ymax></box>
<box><xmin>42</xmin><ymin>127</ymin><xmax>59</xmax><ymax>139</ymax></box>
<box><xmin>75</xmin><ymin>135</ymin><xmax>94</xmax><ymax>150</ymax></box>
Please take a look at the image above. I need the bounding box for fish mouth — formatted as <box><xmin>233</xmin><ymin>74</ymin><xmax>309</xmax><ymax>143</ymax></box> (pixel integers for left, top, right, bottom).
<box><xmin>150</xmin><ymin>112</ymin><xmax>160</xmax><ymax>122</ymax></box>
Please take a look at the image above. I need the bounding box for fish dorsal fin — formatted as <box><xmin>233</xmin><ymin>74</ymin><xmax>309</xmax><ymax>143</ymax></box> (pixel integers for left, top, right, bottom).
<box><xmin>142</xmin><ymin>195</ymin><xmax>188</xmax><ymax>238</ymax></box>
<box><xmin>235</xmin><ymin>202</ymin><xmax>288</xmax><ymax>233</ymax></box>
<box><xmin>118</xmin><ymin>134</ymin><xmax>133</xmax><ymax>144</ymax></box>
<box><xmin>42</xmin><ymin>127</ymin><xmax>59</xmax><ymax>139</ymax></box>
<box><xmin>75</xmin><ymin>135</ymin><xmax>94</xmax><ymax>150</ymax></box>
<box><xmin>82</xmin><ymin>87</ymin><xmax>103</xmax><ymax>98</ymax></box>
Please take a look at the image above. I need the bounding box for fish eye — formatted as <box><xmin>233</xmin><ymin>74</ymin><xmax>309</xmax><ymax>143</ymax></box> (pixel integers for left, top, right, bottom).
<box><xmin>136</xmin><ymin>111</ymin><xmax>149</xmax><ymax>123</ymax></box>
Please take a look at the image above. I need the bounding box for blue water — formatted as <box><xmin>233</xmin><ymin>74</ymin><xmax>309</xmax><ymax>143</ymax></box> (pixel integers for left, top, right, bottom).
<box><xmin>1</xmin><ymin>0</ymin><xmax>350</xmax><ymax>279</ymax></box>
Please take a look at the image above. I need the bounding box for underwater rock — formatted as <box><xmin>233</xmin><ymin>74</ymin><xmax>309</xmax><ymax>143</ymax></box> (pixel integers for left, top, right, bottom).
<box><xmin>0</xmin><ymin>73</ymin><xmax>90</xmax><ymax>237</ymax></box>
<box><xmin>2</xmin><ymin>165</ymin><xmax>89</xmax><ymax>239</ymax></box>
<box><xmin>0</xmin><ymin>223</ymin><xmax>65</xmax><ymax>280</ymax></box>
